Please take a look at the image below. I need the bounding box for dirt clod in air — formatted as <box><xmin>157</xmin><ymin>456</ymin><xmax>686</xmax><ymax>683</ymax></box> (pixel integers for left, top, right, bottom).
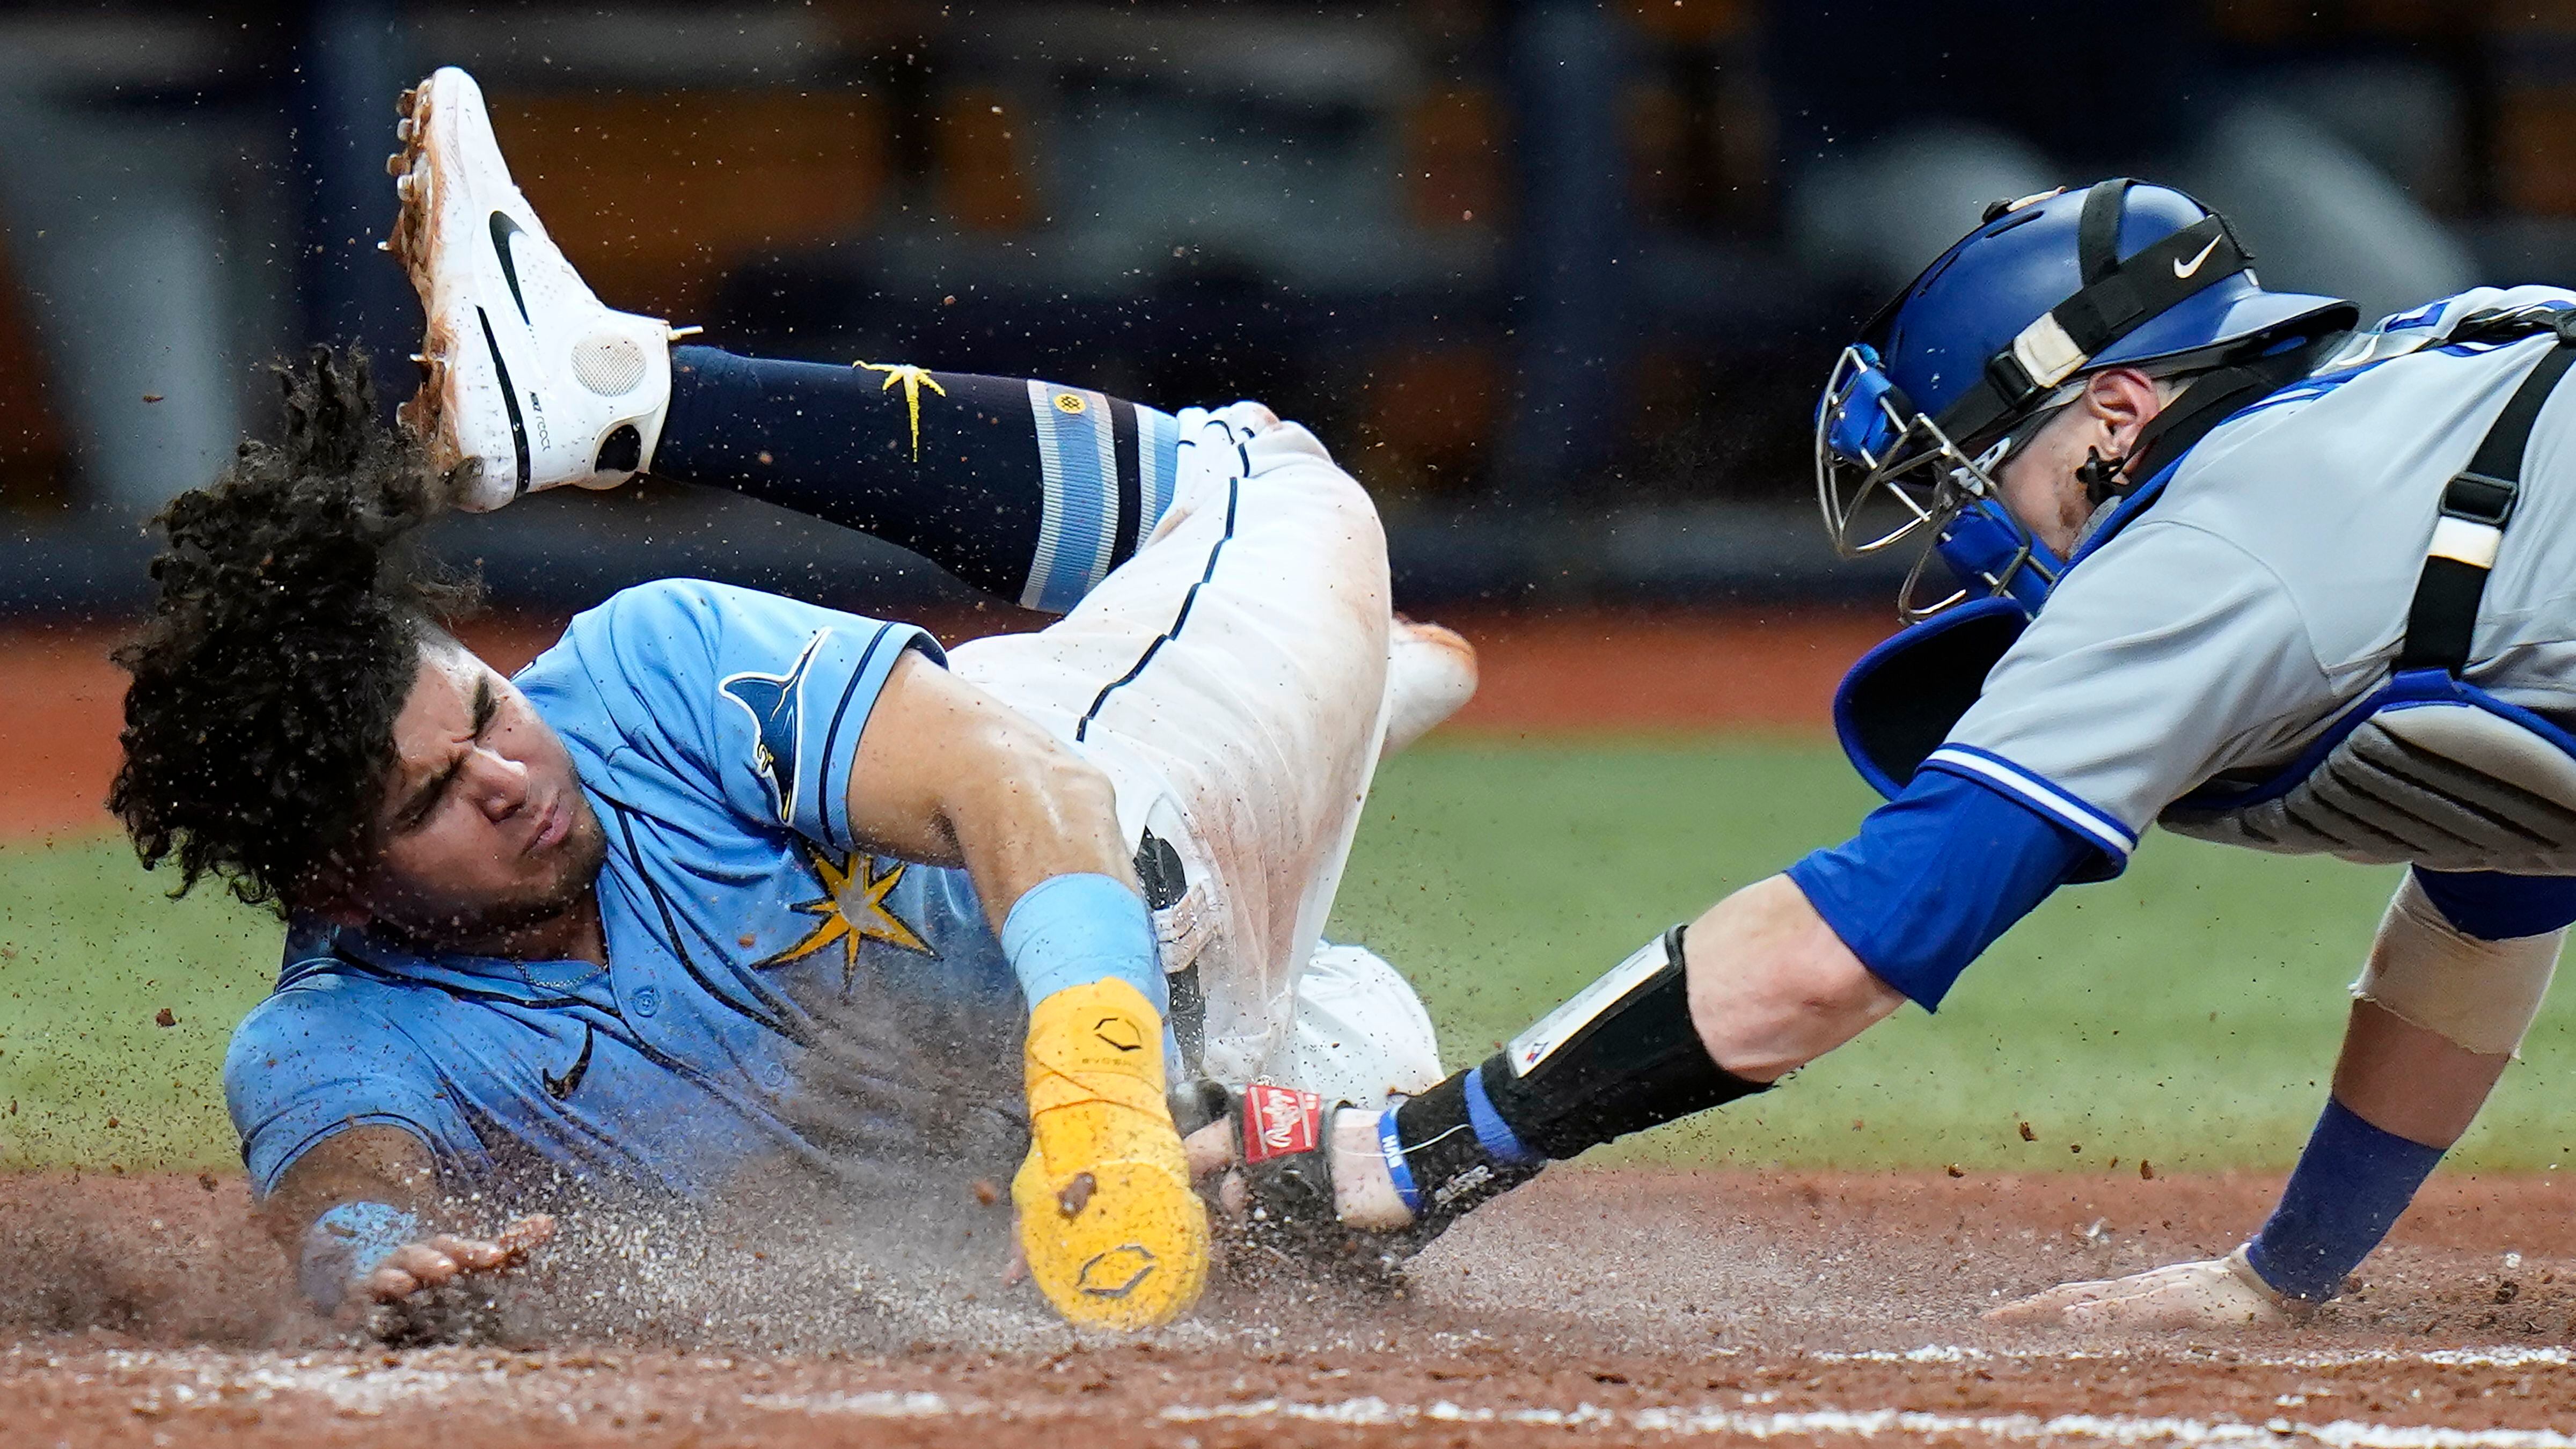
<box><xmin>971</xmin><ymin>1179</ymin><xmax>1001</xmax><ymax>1206</ymax></box>
<box><xmin>154</xmin><ymin>1007</ymin><xmax>177</xmax><ymax>1028</ymax></box>
<box><xmin>2018</xmin><ymin>1122</ymin><xmax>2036</xmax><ymax>1141</ymax></box>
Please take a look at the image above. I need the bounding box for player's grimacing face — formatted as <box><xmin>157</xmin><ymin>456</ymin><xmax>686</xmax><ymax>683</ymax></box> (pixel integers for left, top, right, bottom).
<box><xmin>353</xmin><ymin>642</ymin><xmax>605</xmax><ymax>947</ymax></box>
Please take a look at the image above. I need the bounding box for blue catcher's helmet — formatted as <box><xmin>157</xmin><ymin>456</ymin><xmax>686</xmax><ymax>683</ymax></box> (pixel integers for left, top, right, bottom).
<box><xmin>1816</xmin><ymin>179</ymin><xmax>2354</xmax><ymax>620</ymax></box>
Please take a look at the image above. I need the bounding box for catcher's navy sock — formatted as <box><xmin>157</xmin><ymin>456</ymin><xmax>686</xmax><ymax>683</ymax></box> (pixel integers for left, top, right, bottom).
<box><xmin>653</xmin><ymin>346</ymin><xmax>1182</xmax><ymax>611</ymax></box>
<box><xmin>2244</xmin><ymin>1096</ymin><xmax>2443</xmax><ymax>1302</ymax></box>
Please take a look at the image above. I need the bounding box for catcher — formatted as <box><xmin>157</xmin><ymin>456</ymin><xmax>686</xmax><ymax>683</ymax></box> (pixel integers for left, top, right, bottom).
<box><xmin>1196</xmin><ymin>181</ymin><xmax>2576</xmax><ymax>1330</ymax></box>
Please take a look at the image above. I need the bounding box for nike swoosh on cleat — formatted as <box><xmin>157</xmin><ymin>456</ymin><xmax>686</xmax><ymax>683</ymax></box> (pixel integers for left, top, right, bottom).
<box><xmin>2172</xmin><ymin>235</ymin><xmax>2222</xmax><ymax>279</ymax></box>
<box><xmin>489</xmin><ymin>211</ymin><xmax>532</xmax><ymax>325</ymax></box>
<box><xmin>541</xmin><ymin>1024</ymin><xmax>595</xmax><ymax>1101</ymax></box>
<box><xmin>475</xmin><ymin>305</ymin><xmax>533</xmax><ymax>495</ymax></box>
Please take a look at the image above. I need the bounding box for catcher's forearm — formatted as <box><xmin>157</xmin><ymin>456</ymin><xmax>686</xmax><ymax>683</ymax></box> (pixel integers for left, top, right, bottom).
<box><xmin>1365</xmin><ymin>877</ymin><xmax>1886</xmax><ymax>1234</ymax></box>
<box><xmin>2332</xmin><ymin>999</ymin><xmax>2510</xmax><ymax>1150</ymax></box>
<box><xmin>2335</xmin><ymin>872</ymin><xmax>2544</xmax><ymax>1145</ymax></box>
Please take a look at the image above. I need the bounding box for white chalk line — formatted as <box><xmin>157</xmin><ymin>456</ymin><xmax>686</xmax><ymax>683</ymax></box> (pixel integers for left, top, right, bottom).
<box><xmin>1167</xmin><ymin>1401</ymin><xmax>2576</xmax><ymax>1447</ymax></box>
<box><xmin>1790</xmin><ymin>1345</ymin><xmax>2576</xmax><ymax>1371</ymax></box>
<box><xmin>32</xmin><ymin>1346</ymin><xmax>2576</xmax><ymax>1443</ymax></box>
<box><xmin>747</xmin><ymin>1390</ymin><xmax>2576</xmax><ymax>1446</ymax></box>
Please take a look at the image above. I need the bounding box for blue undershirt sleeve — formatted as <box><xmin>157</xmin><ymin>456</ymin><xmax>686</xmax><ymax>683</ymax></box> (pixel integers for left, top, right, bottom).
<box><xmin>1784</xmin><ymin>768</ymin><xmax>2104</xmax><ymax>1009</ymax></box>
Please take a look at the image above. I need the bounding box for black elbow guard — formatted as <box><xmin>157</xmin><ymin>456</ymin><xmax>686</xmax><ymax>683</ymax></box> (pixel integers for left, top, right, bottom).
<box><xmin>1387</xmin><ymin>925</ymin><xmax>1768</xmax><ymax>1227</ymax></box>
<box><xmin>1482</xmin><ymin>924</ymin><xmax>1768</xmax><ymax>1157</ymax></box>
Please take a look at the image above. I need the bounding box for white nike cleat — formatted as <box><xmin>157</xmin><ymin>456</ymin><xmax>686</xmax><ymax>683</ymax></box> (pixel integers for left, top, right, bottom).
<box><xmin>386</xmin><ymin>66</ymin><xmax>676</xmax><ymax>511</ymax></box>
<box><xmin>1381</xmin><ymin>617</ymin><xmax>1478</xmax><ymax>759</ymax></box>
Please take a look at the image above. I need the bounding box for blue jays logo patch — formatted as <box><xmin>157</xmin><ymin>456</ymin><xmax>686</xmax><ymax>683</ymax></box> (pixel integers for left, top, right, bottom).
<box><xmin>719</xmin><ymin>630</ymin><xmax>831</xmax><ymax>826</ymax></box>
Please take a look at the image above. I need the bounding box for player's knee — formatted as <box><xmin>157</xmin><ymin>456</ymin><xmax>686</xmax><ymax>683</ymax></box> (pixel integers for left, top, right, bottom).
<box><xmin>1257</xmin><ymin>441</ymin><xmax>1384</xmax><ymax>542</ymax></box>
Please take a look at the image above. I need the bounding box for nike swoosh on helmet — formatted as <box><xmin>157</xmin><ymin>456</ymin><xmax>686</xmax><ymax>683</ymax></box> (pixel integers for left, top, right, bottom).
<box><xmin>2172</xmin><ymin>235</ymin><xmax>2222</xmax><ymax>279</ymax></box>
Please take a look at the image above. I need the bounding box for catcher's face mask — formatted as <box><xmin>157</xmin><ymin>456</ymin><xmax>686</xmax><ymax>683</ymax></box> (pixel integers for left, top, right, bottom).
<box><xmin>1814</xmin><ymin>343</ymin><xmax>2066</xmax><ymax>623</ymax></box>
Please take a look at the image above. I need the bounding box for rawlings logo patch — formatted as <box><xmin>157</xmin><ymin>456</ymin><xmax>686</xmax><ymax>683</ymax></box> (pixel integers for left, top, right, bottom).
<box><xmin>1240</xmin><ymin>1084</ymin><xmax>1322</xmax><ymax>1165</ymax></box>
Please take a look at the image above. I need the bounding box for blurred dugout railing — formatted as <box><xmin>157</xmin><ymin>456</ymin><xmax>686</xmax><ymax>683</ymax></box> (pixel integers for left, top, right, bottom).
<box><xmin>9</xmin><ymin>1</ymin><xmax>2576</xmax><ymax>618</ymax></box>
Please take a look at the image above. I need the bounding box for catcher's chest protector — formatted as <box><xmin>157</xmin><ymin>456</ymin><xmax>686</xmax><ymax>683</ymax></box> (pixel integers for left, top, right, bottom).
<box><xmin>2158</xmin><ymin>675</ymin><xmax>2576</xmax><ymax>870</ymax></box>
<box><xmin>1841</xmin><ymin>312</ymin><xmax>2576</xmax><ymax>874</ymax></box>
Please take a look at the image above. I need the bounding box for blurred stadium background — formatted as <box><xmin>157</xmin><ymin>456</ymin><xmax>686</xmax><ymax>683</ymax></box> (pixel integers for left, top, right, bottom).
<box><xmin>12</xmin><ymin>0</ymin><xmax>2573</xmax><ymax>609</ymax></box>
<box><xmin>12</xmin><ymin>0</ymin><xmax>2576</xmax><ymax>1180</ymax></box>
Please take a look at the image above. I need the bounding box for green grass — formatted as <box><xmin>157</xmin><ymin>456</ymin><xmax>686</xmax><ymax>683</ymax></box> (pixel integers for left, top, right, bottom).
<box><xmin>10</xmin><ymin>736</ymin><xmax>2576</xmax><ymax>1173</ymax></box>
<box><xmin>1333</xmin><ymin>737</ymin><xmax>2576</xmax><ymax>1175</ymax></box>
<box><xmin>0</xmin><ymin>834</ymin><xmax>284</xmax><ymax>1171</ymax></box>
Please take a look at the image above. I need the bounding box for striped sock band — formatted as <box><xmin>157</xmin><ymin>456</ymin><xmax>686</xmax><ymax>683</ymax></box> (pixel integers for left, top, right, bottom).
<box><xmin>1021</xmin><ymin>380</ymin><xmax>1182</xmax><ymax>613</ymax></box>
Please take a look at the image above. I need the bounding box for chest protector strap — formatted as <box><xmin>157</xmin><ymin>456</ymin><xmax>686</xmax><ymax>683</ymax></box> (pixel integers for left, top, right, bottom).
<box><xmin>2160</xmin><ymin>314</ymin><xmax>2576</xmax><ymax>870</ymax></box>
<box><xmin>2399</xmin><ymin>325</ymin><xmax>2576</xmax><ymax>670</ymax></box>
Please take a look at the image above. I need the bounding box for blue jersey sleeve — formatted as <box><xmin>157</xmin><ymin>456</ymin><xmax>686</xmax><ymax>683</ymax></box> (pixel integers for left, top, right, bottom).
<box><xmin>1785</xmin><ymin>767</ymin><xmax>2103</xmax><ymax>1009</ymax></box>
<box><xmin>224</xmin><ymin>977</ymin><xmax>480</xmax><ymax>1197</ymax></box>
<box><xmin>523</xmin><ymin>579</ymin><xmax>942</xmax><ymax>853</ymax></box>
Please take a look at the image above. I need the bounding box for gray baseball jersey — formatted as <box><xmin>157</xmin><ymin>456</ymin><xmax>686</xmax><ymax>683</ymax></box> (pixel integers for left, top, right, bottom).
<box><xmin>1935</xmin><ymin>287</ymin><xmax>2576</xmax><ymax>863</ymax></box>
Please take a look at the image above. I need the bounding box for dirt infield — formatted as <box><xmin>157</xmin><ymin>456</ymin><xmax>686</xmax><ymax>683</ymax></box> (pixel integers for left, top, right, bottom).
<box><xmin>0</xmin><ymin>609</ymin><xmax>1885</xmax><ymax>840</ymax></box>
<box><xmin>6</xmin><ymin>1167</ymin><xmax>2574</xmax><ymax>1446</ymax></box>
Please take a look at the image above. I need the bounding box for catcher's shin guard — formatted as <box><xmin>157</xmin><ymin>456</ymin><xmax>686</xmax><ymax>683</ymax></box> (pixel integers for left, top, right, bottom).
<box><xmin>1013</xmin><ymin>978</ymin><xmax>1209</xmax><ymax>1330</ymax></box>
<box><xmin>1385</xmin><ymin>925</ymin><xmax>1768</xmax><ymax>1232</ymax></box>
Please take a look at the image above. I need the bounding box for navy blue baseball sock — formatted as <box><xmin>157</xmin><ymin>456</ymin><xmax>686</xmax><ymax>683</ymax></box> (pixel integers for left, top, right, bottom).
<box><xmin>2244</xmin><ymin>1096</ymin><xmax>2444</xmax><ymax>1302</ymax></box>
<box><xmin>652</xmin><ymin>347</ymin><xmax>1183</xmax><ymax>611</ymax></box>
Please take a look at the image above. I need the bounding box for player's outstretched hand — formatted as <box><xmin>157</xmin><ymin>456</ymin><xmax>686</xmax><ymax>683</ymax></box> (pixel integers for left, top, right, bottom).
<box><xmin>1984</xmin><ymin>1246</ymin><xmax>2299</xmax><ymax>1330</ymax></box>
<box><xmin>360</xmin><ymin>1213</ymin><xmax>555</xmax><ymax>1305</ymax></box>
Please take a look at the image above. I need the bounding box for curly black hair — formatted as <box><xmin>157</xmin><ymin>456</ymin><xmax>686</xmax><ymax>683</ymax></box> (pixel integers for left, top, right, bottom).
<box><xmin>109</xmin><ymin>347</ymin><xmax>479</xmax><ymax>911</ymax></box>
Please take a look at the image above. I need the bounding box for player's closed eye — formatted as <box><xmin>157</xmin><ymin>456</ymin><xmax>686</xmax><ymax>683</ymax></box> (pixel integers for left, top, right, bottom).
<box><xmin>392</xmin><ymin>677</ymin><xmax>500</xmax><ymax>833</ymax></box>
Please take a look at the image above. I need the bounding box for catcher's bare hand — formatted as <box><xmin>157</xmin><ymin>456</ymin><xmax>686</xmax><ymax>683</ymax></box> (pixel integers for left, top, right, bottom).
<box><xmin>360</xmin><ymin>1213</ymin><xmax>554</xmax><ymax>1305</ymax></box>
<box><xmin>1985</xmin><ymin>1246</ymin><xmax>2297</xmax><ymax>1329</ymax></box>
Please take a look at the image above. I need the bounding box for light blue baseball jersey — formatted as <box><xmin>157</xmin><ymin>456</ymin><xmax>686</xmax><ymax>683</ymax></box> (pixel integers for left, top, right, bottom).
<box><xmin>223</xmin><ymin>579</ymin><xmax>1029</xmax><ymax>1203</ymax></box>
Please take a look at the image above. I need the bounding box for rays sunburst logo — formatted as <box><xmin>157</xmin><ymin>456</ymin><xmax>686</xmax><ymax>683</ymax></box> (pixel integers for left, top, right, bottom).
<box><xmin>762</xmin><ymin>843</ymin><xmax>936</xmax><ymax>992</ymax></box>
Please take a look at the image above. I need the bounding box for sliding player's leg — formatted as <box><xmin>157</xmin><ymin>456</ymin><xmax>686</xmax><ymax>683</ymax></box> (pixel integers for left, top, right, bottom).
<box><xmin>946</xmin><ymin>408</ymin><xmax>1443</xmax><ymax>1104</ymax></box>
<box><xmin>390</xmin><ymin>65</ymin><xmax>1178</xmax><ymax>612</ymax></box>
